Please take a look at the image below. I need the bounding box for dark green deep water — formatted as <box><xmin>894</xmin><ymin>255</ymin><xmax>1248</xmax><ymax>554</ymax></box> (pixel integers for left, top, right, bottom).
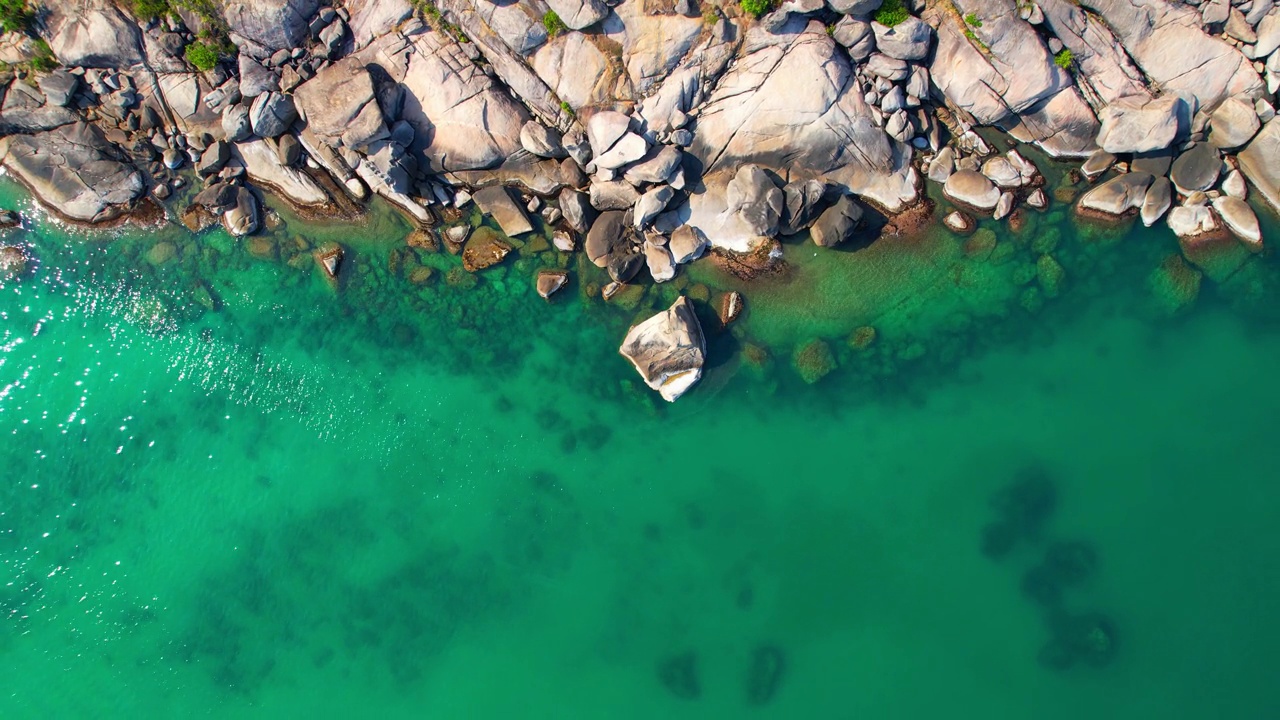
<box><xmin>3</xmin><ymin>166</ymin><xmax>1280</xmax><ymax>718</ymax></box>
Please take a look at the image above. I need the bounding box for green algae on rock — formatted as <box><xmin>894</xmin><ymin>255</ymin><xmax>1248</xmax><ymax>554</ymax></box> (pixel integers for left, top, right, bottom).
<box><xmin>792</xmin><ymin>339</ymin><xmax>837</xmax><ymax>384</ymax></box>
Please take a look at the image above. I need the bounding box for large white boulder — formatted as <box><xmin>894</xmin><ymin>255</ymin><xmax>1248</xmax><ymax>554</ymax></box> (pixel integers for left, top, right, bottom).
<box><xmin>619</xmin><ymin>297</ymin><xmax>706</xmax><ymax>402</ymax></box>
<box><xmin>1096</xmin><ymin>95</ymin><xmax>1183</xmax><ymax>153</ymax></box>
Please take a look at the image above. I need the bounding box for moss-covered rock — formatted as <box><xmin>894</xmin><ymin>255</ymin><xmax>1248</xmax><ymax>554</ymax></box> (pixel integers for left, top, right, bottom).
<box><xmin>462</xmin><ymin>227</ymin><xmax>514</xmax><ymax>272</ymax></box>
<box><xmin>793</xmin><ymin>339</ymin><xmax>836</xmax><ymax>384</ymax></box>
<box><xmin>1031</xmin><ymin>227</ymin><xmax>1060</xmax><ymax>255</ymax></box>
<box><xmin>1146</xmin><ymin>254</ymin><xmax>1201</xmax><ymax>315</ymax></box>
<box><xmin>848</xmin><ymin>325</ymin><xmax>878</xmax><ymax>350</ymax></box>
<box><xmin>1036</xmin><ymin>254</ymin><xmax>1066</xmax><ymax>298</ymax></box>
<box><xmin>963</xmin><ymin>228</ymin><xmax>997</xmax><ymax>260</ymax></box>
<box><xmin>445</xmin><ymin>266</ymin><xmax>478</xmax><ymax>290</ymax></box>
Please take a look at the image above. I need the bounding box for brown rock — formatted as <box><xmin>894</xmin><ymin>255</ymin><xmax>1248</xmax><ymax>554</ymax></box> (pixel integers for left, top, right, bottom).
<box><xmin>709</xmin><ymin>239</ymin><xmax>785</xmax><ymax>281</ymax></box>
<box><xmin>536</xmin><ymin>270</ymin><xmax>569</xmax><ymax>299</ymax></box>
<box><xmin>963</xmin><ymin>228</ymin><xmax>997</xmax><ymax>260</ymax></box>
<box><xmin>407</xmin><ymin>229</ymin><xmax>439</xmax><ymax>252</ymax></box>
<box><xmin>462</xmin><ymin>228</ymin><xmax>514</xmax><ymax>272</ymax></box>
<box><xmin>849</xmin><ymin>325</ymin><xmax>877</xmax><ymax>350</ymax></box>
<box><xmin>0</xmin><ymin>245</ymin><xmax>28</xmax><ymax>279</ymax></box>
<box><xmin>248</xmin><ymin>236</ymin><xmax>277</xmax><ymax>261</ymax></box>
<box><xmin>409</xmin><ymin>266</ymin><xmax>435</xmax><ymax>285</ymax></box>
<box><xmin>315</xmin><ymin>243</ymin><xmax>344</xmax><ymax>280</ymax></box>
<box><xmin>1053</xmin><ymin>185</ymin><xmax>1078</xmax><ymax>204</ymax></box>
<box><xmin>718</xmin><ymin>291</ymin><xmax>744</xmax><ymax>326</ymax></box>
<box><xmin>181</xmin><ymin>204</ymin><xmax>218</xmax><ymax>233</ymax></box>
<box><xmin>145</xmin><ymin>241</ymin><xmax>177</xmax><ymax>266</ymax></box>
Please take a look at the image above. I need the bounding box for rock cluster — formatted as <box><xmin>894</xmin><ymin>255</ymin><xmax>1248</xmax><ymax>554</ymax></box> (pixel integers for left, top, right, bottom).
<box><xmin>0</xmin><ymin>0</ymin><xmax>1278</xmax><ymax>400</ymax></box>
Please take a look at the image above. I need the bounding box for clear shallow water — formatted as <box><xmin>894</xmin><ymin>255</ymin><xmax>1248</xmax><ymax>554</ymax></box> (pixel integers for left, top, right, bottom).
<box><xmin>2</xmin><ymin>173</ymin><xmax>1280</xmax><ymax>718</ymax></box>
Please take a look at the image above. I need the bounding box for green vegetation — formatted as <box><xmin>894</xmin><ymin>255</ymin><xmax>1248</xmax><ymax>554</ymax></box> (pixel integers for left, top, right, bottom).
<box><xmin>414</xmin><ymin>0</ymin><xmax>468</xmax><ymax>43</ymax></box>
<box><xmin>416</xmin><ymin>0</ymin><xmax>443</xmax><ymax>22</ymax></box>
<box><xmin>560</xmin><ymin>100</ymin><xmax>574</xmax><ymax>117</ymax></box>
<box><xmin>133</xmin><ymin>0</ymin><xmax>172</xmax><ymax>21</ymax></box>
<box><xmin>0</xmin><ymin>0</ymin><xmax>33</xmax><ymax>34</ymax></box>
<box><xmin>874</xmin><ymin>0</ymin><xmax>909</xmax><ymax>27</ymax></box>
<box><xmin>542</xmin><ymin>10</ymin><xmax>567</xmax><ymax>37</ymax></box>
<box><xmin>963</xmin><ymin>26</ymin><xmax>989</xmax><ymax>51</ymax></box>
<box><xmin>184</xmin><ymin>41</ymin><xmax>219</xmax><ymax>71</ymax></box>
<box><xmin>964</xmin><ymin>12</ymin><xmax>982</xmax><ymax>27</ymax></box>
<box><xmin>703</xmin><ymin>7</ymin><xmax>719</xmax><ymax>24</ymax></box>
<box><xmin>29</xmin><ymin>38</ymin><xmax>56</xmax><ymax>71</ymax></box>
<box><xmin>740</xmin><ymin>0</ymin><xmax>774</xmax><ymax>19</ymax></box>
<box><xmin>1054</xmin><ymin>48</ymin><xmax>1074</xmax><ymax>69</ymax></box>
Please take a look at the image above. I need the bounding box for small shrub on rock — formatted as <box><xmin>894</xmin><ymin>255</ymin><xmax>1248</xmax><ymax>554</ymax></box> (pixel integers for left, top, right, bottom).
<box><xmin>133</xmin><ymin>0</ymin><xmax>171</xmax><ymax>21</ymax></box>
<box><xmin>0</xmin><ymin>0</ymin><xmax>33</xmax><ymax>33</ymax></box>
<box><xmin>740</xmin><ymin>0</ymin><xmax>774</xmax><ymax>18</ymax></box>
<box><xmin>1054</xmin><ymin>48</ymin><xmax>1074</xmax><ymax>70</ymax></box>
<box><xmin>184</xmin><ymin>41</ymin><xmax>219</xmax><ymax>72</ymax></box>
<box><xmin>542</xmin><ymin>10</ymin><xmax>567</xmax><ymax>37</ymax></box>
<box><xmin>873</xmin><ymin>0</ymin><xmax>909</xmax><ymax>27</ymax></box>
<box><xmin>29</xmin><ymin>38</ymin><xmax>56</xmax><ymax>72</ymax></box>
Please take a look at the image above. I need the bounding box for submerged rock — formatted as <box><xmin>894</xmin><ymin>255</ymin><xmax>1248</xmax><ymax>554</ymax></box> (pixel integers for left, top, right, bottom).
<box><xmin>1040</xmin><ymin>612</ymin><xmax>1119</xmax><ymax>671</ymax></box>
<box><xmin>314</xmin><ymin>243</ymin><xmax>344</xmax><ymax>280</ymax></box>
<box><xmin>462</xmin><ymin>228</ymin><xmax>515</xmax><ymax>272</ymax></box>
<box><xmin>1043</xmin><ymin>541</ymin><xmax>1099</xmax><ymax>586</ymax></box>
<box><xmin>990</xmin><ymin>467</ymin><xmax>1057</xmax><ymax>543</ymax></box>
<box><xmin>0</xmin><ymin>245</ymin><xmax>28</xmax><ymax>280</ymax></box>
<box><xmin>656</xmin><ymin>652</ymin><xmax>700</xmax><ymax>700</ymax></box>
<box><xmin>1037</xmin><ymin>255</ymin><xmax>1066</xmax><ymax>299</ymax></box>
<box><xmin>1147</xmin><ymin>254</ymin><xmax>1202</xmax><ymax>316</ymax></box>
<box><xmin>620</xmin><ymin>296</ymin><xmax>706</xmax><ymax>402</ymax></box>
<box><xmin>793</xmin><ymin>339</ymin><xmax>836</xmax><ymax>384</ymax></box>
<box><xmin>746</xmin><ymin>644</ymin><xmax>786</xmax><ymax>706</ymax></box>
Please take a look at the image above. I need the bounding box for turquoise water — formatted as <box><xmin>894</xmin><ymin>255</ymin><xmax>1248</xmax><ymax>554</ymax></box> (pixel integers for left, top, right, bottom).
<box><xmin>3</xmin><ymin>171</ymin><xmax>1280</xmax><ymax>718</ymax></box>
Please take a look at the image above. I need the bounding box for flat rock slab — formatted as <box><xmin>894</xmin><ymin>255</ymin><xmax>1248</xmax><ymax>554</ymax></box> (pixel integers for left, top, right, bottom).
<box><xmin>473</xmin><ymin>185</ymin><xmax>534</xmax><ymax>236</ymax></box>
<box><xmin>1209</xmin><ymin>96</ymin><xmax>1261</xmax><ymax>150</ymax></box>
<box><xmin>1238</xmin><ymin>117</ymin><xmax>1280</xmax><ymax>214</ymax></box>
<box><xmin>1170</xmin><ymin>144</ymin><xmax>1221</xmax><ymax>195</ymax></box>
<box><xmin>1096</xmin><ymin>95</ymin><xmax>1183</xmax><ymax>154</ymax></box>
<box><xmin>1</xmin><ymin>122</ymin><xmax>143</xmax><ymax>223</ymax></box>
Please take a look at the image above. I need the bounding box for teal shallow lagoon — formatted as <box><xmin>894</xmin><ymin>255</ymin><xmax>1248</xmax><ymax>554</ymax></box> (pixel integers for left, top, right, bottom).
<box><xmin>2</xmin><ymin>174</ymin><xmax>1280</xmax><ymax>717</ymax></box>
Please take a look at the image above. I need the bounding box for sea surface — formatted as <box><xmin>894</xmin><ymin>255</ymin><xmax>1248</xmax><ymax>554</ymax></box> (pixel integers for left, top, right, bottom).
<box><xmin>2</xmin><ymin>165</ymin><xmax>1280</xmax><ymax>718</ymax></box>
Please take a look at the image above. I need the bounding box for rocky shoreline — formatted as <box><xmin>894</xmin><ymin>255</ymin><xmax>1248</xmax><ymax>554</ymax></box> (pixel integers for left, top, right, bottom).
<box><xmin>0</xmin><ymin>0</ymin><xmax>1278</xmax><ymax>400</ymax></box>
